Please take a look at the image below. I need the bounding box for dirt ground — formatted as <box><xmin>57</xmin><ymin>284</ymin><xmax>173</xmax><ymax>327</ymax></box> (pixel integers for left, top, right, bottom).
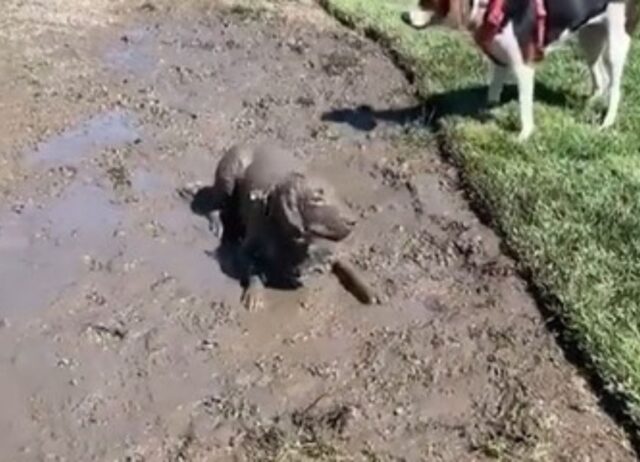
<box><xmin>0</xmin><ymin>0</ymin><xmax>635</xmax><ymax>460</ymax></box>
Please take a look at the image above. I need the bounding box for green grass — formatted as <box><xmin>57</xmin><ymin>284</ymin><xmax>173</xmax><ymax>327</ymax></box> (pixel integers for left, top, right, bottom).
<box><xmin>321</xmin><ymin>0</ymin><xmax>640</xmax><ymax>423</ymax></box>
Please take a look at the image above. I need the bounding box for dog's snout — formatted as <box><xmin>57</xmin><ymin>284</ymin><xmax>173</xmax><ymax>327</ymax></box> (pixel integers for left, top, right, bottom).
<box><xmin>401</xmin><ymin>11</ymin><xmax>412</xmax><ymax>25</ymax></box>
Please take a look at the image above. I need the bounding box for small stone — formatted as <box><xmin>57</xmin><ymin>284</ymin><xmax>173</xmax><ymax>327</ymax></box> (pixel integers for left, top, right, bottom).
<box><xmin>199</xmin><ymin>339</ymin><xmax>218</xmax><ymax>351</ymax></box>
<box><xmin>139</xmin><ymin>1</ymin><xmax>157</xmax><ymax>12</ymax></box>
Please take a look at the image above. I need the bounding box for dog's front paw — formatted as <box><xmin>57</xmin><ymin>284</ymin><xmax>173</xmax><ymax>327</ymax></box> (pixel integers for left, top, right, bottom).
<box><xmin>600</xmin><ymin>115</ymin><xmax>617</xmax><ymax>130</ymax></box>
<box><xmin>517</xmin><ymin>126</ymin><xmax>534</xmax><ymax>142</ymax></box>
<box><xmin>207</xmin><ymin>212</ymin><xmax>223</xmax><ymax>238</ymax></box>
<box><xmin>241</xmin><ymin>285</ymin><xmax>265</xmax><ymax>311</ymax></box>
<box><xmin>176</xmin><ymin>185</ymin><xmax>197</xmax><ymax>202</ymax></box>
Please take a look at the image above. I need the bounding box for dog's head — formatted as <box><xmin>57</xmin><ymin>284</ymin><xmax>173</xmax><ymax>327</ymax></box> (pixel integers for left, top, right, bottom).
<box><xmin>402</xmin><ymin>0</ymin><xmax>483</xmax><ymax>30</ymax></box>
<box><xmin>270</xmin><ymin>172</ymin><xmax>356</xmax><ymax>243</ymax></box>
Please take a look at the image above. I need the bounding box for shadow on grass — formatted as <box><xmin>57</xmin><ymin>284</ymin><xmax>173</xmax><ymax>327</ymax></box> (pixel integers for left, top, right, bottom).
<box><xmin>322</xmin><ymin>82</ymin><xmax>569</xmax><ymax>131</ymax></box>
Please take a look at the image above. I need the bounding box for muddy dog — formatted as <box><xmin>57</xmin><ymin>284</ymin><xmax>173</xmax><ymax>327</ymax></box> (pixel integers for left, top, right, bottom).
<box><xmin>187</xmin><ymin>143</ymin><xmax>376</xmax><ymax>310</ymax></box>
<box><xmin>402</xmin><ymin>0</ymin><xmax>638</xmax><ymax>140</ymax></box>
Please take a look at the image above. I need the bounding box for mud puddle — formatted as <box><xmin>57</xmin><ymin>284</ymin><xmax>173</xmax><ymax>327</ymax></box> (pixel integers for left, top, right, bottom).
<box><xmin>0</xmin><ymin>183</ymin><xmax>121</xmax><ymax>315</ymax></box>
<box><xmin>1</xmin><ymin>109</ymin><xmax>138</xmax><ymax>315</ymax></box>
<box><xmin>103</xmin><ymin>27</ymin><xmax>157</xmax><ymax>77</ymax></box>
<box><xmin>2</xmin><ymin>103</ymin><xmax>237</xmax><ymax>317</ymax></box>
<box><xmin>0</xmin><ymin>1</ymin><xmax>634</xmax><ymax>461</ymax></box>
<box><xmin>27</xmin><ymin>110</ymin><xmax>138</xmax><ymax>166</ymax></box>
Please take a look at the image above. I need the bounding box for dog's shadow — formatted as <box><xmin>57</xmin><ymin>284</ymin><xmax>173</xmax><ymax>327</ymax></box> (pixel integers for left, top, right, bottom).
<box><xmin>188</xmin><ymin>186</ymin><xmax>301</xmax><ymax>291</ymax></box>
<box><xmin>322</xmin><ymin>82</ymin><xmax>569</xmax><ymax>131</ymax></box>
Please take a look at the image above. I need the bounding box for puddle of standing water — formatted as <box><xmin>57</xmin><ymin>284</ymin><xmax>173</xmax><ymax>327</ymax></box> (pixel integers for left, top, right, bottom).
<box><xmin>7</xmin><ymin>101</ymin><xmax>241</xmax><ymax>314</ymax></box>
<box><xmin>27</xmin><ymin>111</ymin><xmax>138</xmax><ymax>165</ymax></box>
<box><xmin>103</xmin><ymin>28</ymin><xmax>156</xmax><ymax>76</ymax></box>
<box><xmin>0</xmin><ymin>183</ymin><xmax>122</xmax><ymax>315</ymax></box>
<box><xmin>131</xmin><ymin>168</ymin><xmax>169</xmax><ymax>195</ymax></box>
<box><xmin>0</xmin><ymin>177</ymin><xmax>240</xmax><ymax>315</ymax></box>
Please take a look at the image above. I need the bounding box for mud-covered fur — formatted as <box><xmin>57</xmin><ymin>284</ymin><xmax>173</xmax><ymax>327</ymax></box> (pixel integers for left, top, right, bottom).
<box><xmin>197</xmin><ymin>143</ymin><xmax>373</xmax><ymax>310</ymax></box>
<box><xmin>403</xmin><ymin>0</ymin><xmax>638</xmax><ymax>140</ymax></box>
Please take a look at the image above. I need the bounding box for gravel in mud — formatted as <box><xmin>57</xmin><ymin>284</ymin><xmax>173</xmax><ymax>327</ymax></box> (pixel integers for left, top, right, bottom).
<box><xmin>0</xmin><ymin>0</ymin><xmax>634</xmax><ymax>460</ymax></box>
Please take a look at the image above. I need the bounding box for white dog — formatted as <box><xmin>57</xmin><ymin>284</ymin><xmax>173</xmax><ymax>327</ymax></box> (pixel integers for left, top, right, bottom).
<box><xmin>402</xmin><ymin>0</ymin><xmax>638</xmax><ymax>140</ymax></box>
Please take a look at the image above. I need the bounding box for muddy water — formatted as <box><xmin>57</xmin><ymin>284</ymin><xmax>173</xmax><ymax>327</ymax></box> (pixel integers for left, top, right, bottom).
<box><xmin>0</xmin><ymin>183</ymin><xmax>121</xmax><ymax>314</ymax></box>
<box><xmin>103</xmin><ymin>28</ymin><xmax>156</xmax><ymax>76</ymax></box>
<box><xmin>27</xmin><ymin>111</ymin><xmax>139</xmax><ymax>166</ymax></box>
<box><xmin>1</xmin><ymin>104</ymin><xmax>238</xmax><ymax>317</ymax></box>
<box><xmin>1</xmin><ymin>110</ymin><xmax>136</xmax><ymax>314</ymax></box>
<box><xmin>0</xmin><ymin>1</ymin><xmax>634</xmax><ymax>461</ymax></box>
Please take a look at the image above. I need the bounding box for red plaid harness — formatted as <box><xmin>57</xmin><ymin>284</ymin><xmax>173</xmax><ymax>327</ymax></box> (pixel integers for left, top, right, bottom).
<box><xmin>474</xmin><ymin>0</ymin><xmax>548</xmax><ymax>62</ymax></box>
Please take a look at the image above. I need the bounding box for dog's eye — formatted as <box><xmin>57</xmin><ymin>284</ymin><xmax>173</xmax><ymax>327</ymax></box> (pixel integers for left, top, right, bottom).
<box><xmin>309</xmin><ymin>191</ymin><xmax>326</xmax><ymax>205</ymax></box>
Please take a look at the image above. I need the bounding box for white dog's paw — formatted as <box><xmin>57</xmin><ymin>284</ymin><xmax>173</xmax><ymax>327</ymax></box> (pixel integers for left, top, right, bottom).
<box><xmin>600</xmin><ymin>114</ymin><xmax>617</xmax><ymax>130</ymax></box>
<box><xmin>517</xmin><ymin>126</ymin><xmax>534</xmax><ymax>142</ymax></box>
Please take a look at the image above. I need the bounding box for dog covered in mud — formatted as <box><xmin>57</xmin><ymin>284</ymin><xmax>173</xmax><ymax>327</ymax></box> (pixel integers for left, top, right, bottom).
<box><xmin>188</xmin><ymin>143</ymin><xmax>376</xmax><ymax>310</ymax></box>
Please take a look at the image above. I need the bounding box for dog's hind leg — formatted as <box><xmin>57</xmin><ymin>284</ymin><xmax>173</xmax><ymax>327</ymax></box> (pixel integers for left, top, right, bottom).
<box><xmin>514</xmin><ymin>63</ymin><xmax>536</xmax><ymax>141</ymax></box>
<box><xmin>487</xmin><ymin>62</ymin><xmax>509</xmax><ymax>105</ymax></box>
<box><xmin>578</xmin><ymin>25</ymin><xmax>608</xmax><ymax>104</ymax></box>
<box><xmin>602</xmin><ymin>3</ymin><xmax>631</xmax><ymax>129</ymax></box>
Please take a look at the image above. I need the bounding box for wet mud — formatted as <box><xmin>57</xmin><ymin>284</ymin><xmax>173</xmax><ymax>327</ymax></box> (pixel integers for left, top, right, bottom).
<box><xmin>0</xmin><ymin>0</ymin><xmax>634</xmax><ymax>460</ymax></box>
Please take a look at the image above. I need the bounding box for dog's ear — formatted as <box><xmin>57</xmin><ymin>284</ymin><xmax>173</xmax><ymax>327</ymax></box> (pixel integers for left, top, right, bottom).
<box><xmin>300</xmin><ymin>179</ymin><xmax>356</xmax><ymax>242</ymax></box>
<box><xmin>271</xmin><ymin>173</ymin><xmax>306</xmax><ymax>238</ymax></box>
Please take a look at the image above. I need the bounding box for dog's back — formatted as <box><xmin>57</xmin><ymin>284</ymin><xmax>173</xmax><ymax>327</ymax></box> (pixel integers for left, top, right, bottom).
<box><xmin>240</xmin><ymin>144</ymin><xmax>302</xmax><ymax>197</ymax></box>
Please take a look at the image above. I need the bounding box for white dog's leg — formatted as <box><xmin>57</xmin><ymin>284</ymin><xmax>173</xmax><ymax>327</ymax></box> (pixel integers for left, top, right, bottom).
<box><xmin>591</xmin><ymin>55</ymin><xmax>610</xmax><ymax>103</ymax></box>
<box><xmin>602</xmin><ymin>3</ymin><xmax>631</xmax><ymax>128</ymax></box>
<box><xmin>492</xmin><ymin>23</ymin><xmax>536</xmax><ymax>140</ymax></box>
<box><xmin>514</xmin><ymin>63</ymin><xmax>536</xmax><ymax>141</ymax></box>
<box><xmin>578</xmin><ymin>25</ymin><xmax>609</xmax><ymax>103</ymax></box>
<box><xmin>487</xmin><ymin>62</ymin><xmax>508</xmax><ymax>105</ymax></box>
